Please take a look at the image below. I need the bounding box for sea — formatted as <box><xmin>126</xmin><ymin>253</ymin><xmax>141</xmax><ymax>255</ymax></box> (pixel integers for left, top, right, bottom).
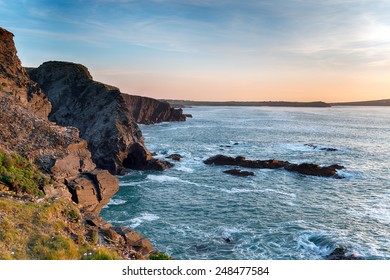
<box><xmin>101</xmin><ymin>106</ymin><xmax>390</xmax><ymax>260</ymax></box>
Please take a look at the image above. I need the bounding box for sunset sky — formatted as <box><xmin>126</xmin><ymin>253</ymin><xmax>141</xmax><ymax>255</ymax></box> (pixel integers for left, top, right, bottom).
<box><xmin>1</xmin><ymin>0</ymin><xmax>389</xmax><ymax>102</ymax></box>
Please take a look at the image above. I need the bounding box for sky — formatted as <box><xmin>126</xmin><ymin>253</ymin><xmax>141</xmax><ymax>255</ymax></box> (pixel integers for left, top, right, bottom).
<box><xmin>0</xmin><ymin>0</ymin><xmax>389</xmax><ymax>102</ymax></box>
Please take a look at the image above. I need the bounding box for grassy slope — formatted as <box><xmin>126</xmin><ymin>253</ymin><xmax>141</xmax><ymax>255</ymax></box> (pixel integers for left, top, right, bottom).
<box><xmin>0</xmin><ymin>197</ymin><xmax>120</xmax><ymax>260</ymax></box>
<box><xmin>0</xmin><ymin>149</ymin><xmax>119</xmax><ymax>260</ymax></box>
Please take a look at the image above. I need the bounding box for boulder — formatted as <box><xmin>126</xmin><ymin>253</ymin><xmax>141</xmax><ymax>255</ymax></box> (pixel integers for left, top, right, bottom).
<box><xmin>42</xmin><ymin>183</ymin><xmax>72</xmax><ymax>200</ymax></box>
<box><xmin>66</xmin><ymin>170</ymin><xmax>119</xmax><ymax>215</ymax></box>
<box><xmin>144</xmin><ymin>159</ymin><xmax>174</xmax><ymax>171</ymax></box>
<box><xmin>325</xmin><ymin>247</ymin><xmax>363</xmax><ymax>260</ymax></box>
<box><xmin>165</xmin><ymin>153</ymin><xmax>183</xmax><ymax>161</ymax></box>
<box><xmin>285</xmin><ymin>163</ymin><xmax>344</xmax><ymax>179</ymax></box>
<box><xmin>223</xmin><ymin>169</ymin><xmax>255</xmax><ymax>177</ymax></box>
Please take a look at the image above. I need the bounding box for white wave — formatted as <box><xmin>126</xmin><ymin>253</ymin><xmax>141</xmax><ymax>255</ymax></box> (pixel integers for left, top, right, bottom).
<box><xmin>297</xmin><ymin>231</ymin><xmax>334</xmax><ymax>257</ymax></box>
<box><xmin>220</xmin><ymin>188</ymin><xmax>255</xmax><ymax>194</ymax></box>
<box><xmin>264</xmin><ymin>188</ymin><xmax>297</xmax><ymax>198</ymax></box>
<box><xmin>283</xmin><ymin>144</ymin><xmax>313</xmax><ymax>152</ymax></box>
<box><xmin>129</xmin><ymin>213</ymin><xmax>160</xmax><ymax>228</ymax></box>
<box><xmin>120</xmin><ymin>181</ymin><xmax>144</xmax><ymax>187</ymax></box>
<box><xmin>108</xmin><ymin>198</ymin><xmax>127</xmax><ymax>205</ymax></box>
<box><xmin>147</xmin><ymin>174</ymin><xmax>200</xmax><ymax>186</ymax></box>
<box><xmin>147</xmin><ymin>174</ymin><xmax>182</xmax><ymax>183</ymax></box>
<box><xmin>176</xmin><ymin>166</ymin><xmax>194</xmax><ymax>173</ymax></box>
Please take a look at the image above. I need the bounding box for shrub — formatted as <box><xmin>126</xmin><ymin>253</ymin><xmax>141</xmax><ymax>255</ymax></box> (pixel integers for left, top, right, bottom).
<box><xmin>148</xmin><ymin>252</ymin><xmax>173</xmax><ymax>260</ymax></box>
<box><xmin>0</xmin><ymin>149</ymin><xmax>50</xmax><ymax>197</ymax></box>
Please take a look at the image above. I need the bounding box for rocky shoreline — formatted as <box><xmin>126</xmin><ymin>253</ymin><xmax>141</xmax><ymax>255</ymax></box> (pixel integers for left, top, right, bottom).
<box><xmin>204</xmin><ymin>155</ymin><xmax>345</xmax><ymax>179</ymax></box>
<box><xmin>0</xmin><ymin>26</ymin><xmax>182</xmax><ymax>259</ymax></box>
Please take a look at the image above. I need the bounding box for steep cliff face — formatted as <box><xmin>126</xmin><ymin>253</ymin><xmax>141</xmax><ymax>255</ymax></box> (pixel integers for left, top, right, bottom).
<box><xmin>0</xmin><ymin>28</ymin><xmax>118</xmax><ymax>216</ymax></box>
<box><xmin>28</xmin><ymin>61</ymin><xmax>175</xmax><ymax>174</ymax></box>
<box><xmin>0</xmin><ymin>27</ymin><xmax>156</xmax><ymax>259</ymax></box>
<box><xmin>0</xmin><ymin>27</ymin><xmax>51</xmax><ymax>118</ymax></box>
<box><xmin>122</xmin><ymin>93</ymin><xmax>186</xmax><ymax>124</ymax></box>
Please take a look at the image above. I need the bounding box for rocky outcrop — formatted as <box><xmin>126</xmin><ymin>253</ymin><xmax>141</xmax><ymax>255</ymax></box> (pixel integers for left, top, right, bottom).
<box><xmin>305</xmin><ymin>143</ymin><xmax>338</xmax><ymax>152</ymax></box>
<box><xmin>122</xmin><ymin>94</ymin><xmax>186</xmax><ymax>124</ymax></box>
<box><xmin>27</xmin><ymin>61</ymin><xmax>175</xmax><ymax>174</ymax></box>
<box><xmin>166</xmin><ymin>153</ymin><xmax>183</xmax><ymax>161</ymax></box>
<box><xmin>0</xmin><ymin>27</ymin><xmax>156</xmax><ymax>259</ymax></box>
<box><xmin>0</xmin><ymin>28</ymin><xmax>119</xmax><ymax>215</ymax></box>
<box><xmin>325</xmin><ymin>247</ymin><xmax>363</xmax><ymax>260</ymax></box>
<box><xmin>0</xmin><ymin>27</ymin><xmax>51</xmax><ymax>118</ymax></box>
<box><xmin>223</xmin><ymin>169</ymin><xmax>255</xmax><ymax>177</ymax></box>
<box><xmin>66</xmin><ymin>169</ymin><xmax>119</xmax><ymax>214</ymax></box>
<box><xmin>204</xmin><ymin>155</ymin><xmax>345</xmax><ymax>179</ymax></box>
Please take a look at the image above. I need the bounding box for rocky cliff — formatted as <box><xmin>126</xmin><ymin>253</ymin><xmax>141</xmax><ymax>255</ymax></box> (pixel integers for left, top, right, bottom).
<box><xmin>0</xmin><ymin>27</ymin><xmax>156</xmax><ymax>259</ymax></box>
<box><xmin>0</xmin><ymin>27</ymin><xmax>51</xmax><ymax>119</ymax></box>
<box><xmin>122</xmin><ymin>94</ymin><xmax>186</xmax><ymax>124</ymax></box>
<box><xmin>28</xmin><ymin>61</ymin><xmax>177</xmax><ymax>174</ymax></box>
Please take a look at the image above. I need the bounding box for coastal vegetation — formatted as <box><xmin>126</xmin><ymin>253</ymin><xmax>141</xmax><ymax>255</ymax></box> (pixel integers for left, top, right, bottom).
<box><xmin>0</xmin><ymin>149</ymin><xmax>49</xmax><ymax>197</ymax></box>
<box><xmin>0</xmin><ymin>198</ymin><xmax>119</xmax><ymax>260</ymax></box>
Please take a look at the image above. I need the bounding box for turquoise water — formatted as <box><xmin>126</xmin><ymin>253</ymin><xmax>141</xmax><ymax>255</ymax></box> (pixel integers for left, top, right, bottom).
<box><xmin>101</xmin><ymin>106</ymin><xmax>390</xmax><ymax>260</ymax></box>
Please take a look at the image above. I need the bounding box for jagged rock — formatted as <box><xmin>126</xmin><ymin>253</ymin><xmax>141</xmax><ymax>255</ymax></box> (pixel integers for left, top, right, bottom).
<box><xmin>86</xmin><ymin>217</ymin><xmax>112</xmax><ymax>230</ymax></box>
<box><xmin>204</xmin><ymin>155</ymin><xmax>289</xmax><ymax>169</ymax></box>
<box><xmin>50</xmin><ymin>141</ymin><xmax>95</xmax><ymax>180</ymax></box>
<box><xmin>132</xmin><ymin>238</ymin><xmax>155</xmax><ymax>257</ymax></box>
<box><xmin>101</xmin><ymin>228</ymin><xmax>122</xmax><ymax>244</ymax></box>
<box><xmin>223</xmin><ymin>169</ymin><xmax>255</xmax><ymax>177</ymax></box>
<box><xmin>144</xmin><ymin>158</ymin><xmax>174</xmax><ymax>171</ymax></box>
<box><xmin>66</xmin><ymin>170</ymin><xmax>119</xmax><ymax>215</ymax></box>
<box><xmin>121</xmin><ymin>94</ymin><xmax>186</xmax><ymax>124</ymax></box>
<box><xmin>184</xmin><ymin>114</ymin><xmax>193</xmax><ymax>118</ymax></box>
<box><xmin>204</xmin><ymin>154</ymin><xmax>344</xmax><ymax>179</ymax></box>
<box><xmin>166</xmin><ymin>153</ymin><xmax>183</xmax><ymax>161</ymax></box>
<box><xmin>325</xmin><ymin>247</ymin><xmax>363</xmax><ymax>260</ymax></box>
<box><xmin>27</xmin><ymin>61</ymin><xmax>180</xmax><ymax>174</ymax></box>
<box><xmin>285</xmin><ymin>163</ymin><xmax>344</xmax><ymax>179</ymax></box>
<box><xmin>0</xmin><ymin>26</ymin><xmax>151</xmax><ymax>260</ymax></box>
<box><xmin>42</xmin><ymin>183</ymin><xmax>72</xmax><ymax>200</ymax></box>
<box><xmin>0</xmin><ymin>27</ymin><xmax>51</xmax><ymax>118</ymax></box>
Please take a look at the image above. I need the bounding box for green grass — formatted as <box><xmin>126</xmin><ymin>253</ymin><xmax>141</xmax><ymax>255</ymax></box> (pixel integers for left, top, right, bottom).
<box><xmin>0</xmin><ymin>149</ymin><xmax>50</xmax><ymax>197</ymax></box>
<box><xmin>0</xmin><ymin>198</ymin><xmax>120</xmax><ymax>260</ymax></box>
<box><xmin>148</xmin><ymin>252</ymin><xmax>173</xmax><ymax>260</ymax></box>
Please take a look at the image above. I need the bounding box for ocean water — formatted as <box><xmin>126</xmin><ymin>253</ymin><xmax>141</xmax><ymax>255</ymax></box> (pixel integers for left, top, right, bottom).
<box><xmin>101</xmin><ymin>106</ymin><xmax>390</xmax><ymax>260</ymax></box>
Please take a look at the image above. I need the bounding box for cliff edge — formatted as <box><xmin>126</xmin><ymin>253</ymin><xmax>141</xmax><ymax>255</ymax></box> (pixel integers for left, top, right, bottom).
<box><xmin>0</xmin><ymin>27</ymin><xmax>157</xmax><ymax>259</ymax></box>
<box><xmin>28</xmin><ymin>61</ymin><xmax>180</xmax><ymax>174</ymax></box>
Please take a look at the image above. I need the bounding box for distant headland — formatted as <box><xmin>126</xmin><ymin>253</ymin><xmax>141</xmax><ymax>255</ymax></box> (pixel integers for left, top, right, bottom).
<box><xmin>162</xmin><ymin>99</ymin><xmax>390</xmax><ymax>108</ymax></box>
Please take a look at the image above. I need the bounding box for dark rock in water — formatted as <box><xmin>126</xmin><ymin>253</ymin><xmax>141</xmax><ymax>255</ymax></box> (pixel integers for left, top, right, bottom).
<box><xmin>285</xmin><ymin>163</ymin><xmax>344</xmax><ymax>179</ymax></box>
<box><xmin>223</xmin><ymin>169</ymin><xmax>255</xmax><ymax>177</ymax></box>
<box><xmin>233</xmin><ymin>142</ymin><xmax>239</xmax><ymax>145</ymax></box>
<box><xmin>184</xmin><ymin>114</ymin><xmax>193</xmax><ymax>118</ymax></box>
<box><xmin>224</xmin><ymin>237</ymin><xmax>233</xmax><ymax>243</ymax></box>
<box><xmin>204</xmin><ymin>155</ymin><xmax>289</xmax><ymax>169</ymax></box>
<box><xmin>305</xmin><ymin>143</ymin><xmax>338</xmax><ymax>152</ymax></box>
<box><xmin>144</xmin><ymin>159</ymin><xmax>174</xmax><ymax>171</ymax></box>
<box><xmin>27</xmin><ymin>61</ymin><xmax>179</xmax><ymax>174</ymax></box>
<box><xmin>151</xmin><ymin>152</ymin><xmax>158</xmax><ymax>156</ymax></box>
<box><xmin>320</xmin><ymin>147</ymin><xmax>338</xmax><ymax>151</ymax></box>
<box><xmin>166</xmin><ymin>153</ymin><xmax>183</xmax><ymax>161</ymax></box>
<box><xmin>325</xmin><ymin>247</ymin><xmax>363</xmax><ymax>260</ymax></box>
<box><xmin>328</xmin><ymin>164</ymin><xmax>345</xmax><ymax>170</ymax></box>
<box><xmin>204</xmin><ymin>154</ymin><xmax>344</xmax><ymax>179</ymax></box>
